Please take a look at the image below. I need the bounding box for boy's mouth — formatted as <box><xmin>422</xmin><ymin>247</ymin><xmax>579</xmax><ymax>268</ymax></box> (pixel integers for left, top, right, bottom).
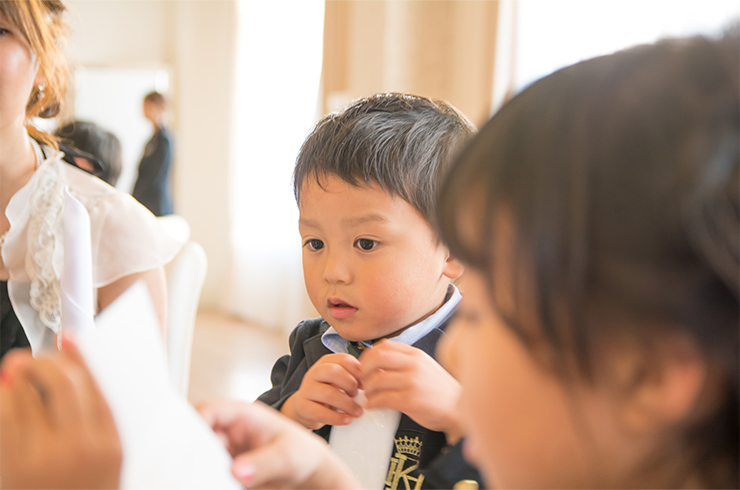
<box><xmin>327</xmin><ymin>297</ymin><xmax>358</xmax><ymax>320</ymax></box>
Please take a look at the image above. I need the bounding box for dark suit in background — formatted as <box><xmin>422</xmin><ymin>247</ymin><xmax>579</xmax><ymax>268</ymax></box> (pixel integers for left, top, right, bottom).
<box><xmin>132</xmin><ymin>127</ymin><xmax>173</xmax><ymax>216</ymax></box>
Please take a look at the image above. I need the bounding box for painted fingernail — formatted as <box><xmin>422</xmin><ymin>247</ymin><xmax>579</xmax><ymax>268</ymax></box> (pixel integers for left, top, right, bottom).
<box><xmin>233</xmin><ymin>462</ymin><xmax>254</xmax><ymax>482</ymax></box>
<box><xmin>61</xmin><ymin>335</ymin><xmax>76</xmax><ymax>350</ymax></box>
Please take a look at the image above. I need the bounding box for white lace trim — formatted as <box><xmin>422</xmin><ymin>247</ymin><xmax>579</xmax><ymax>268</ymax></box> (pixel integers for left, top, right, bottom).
<box><xmin>25</xmin><ymin>158</ymin><xmax>66</xmax><ymax>333</ymax></box>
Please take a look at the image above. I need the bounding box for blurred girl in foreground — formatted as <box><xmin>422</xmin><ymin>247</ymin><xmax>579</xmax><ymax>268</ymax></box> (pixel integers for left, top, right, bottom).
<box><xmin>2</xmin><ymin>29</ymin><xmax>737</xmax><ymax>490</ymax></box>
<box><xmin>431</xmin><ymin>29</ymin><xmax>739</xmax><ymax>488</ymax></box>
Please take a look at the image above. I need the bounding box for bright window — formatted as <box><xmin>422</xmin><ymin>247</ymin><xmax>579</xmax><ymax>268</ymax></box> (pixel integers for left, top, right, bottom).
<box><xmin>228</xmin><ymin>0</ymin><xmax>325</xmax><ymax>330</ymax></box>
<box><xmin>516</xmin><ymin>0</ymin><xmax>740</xmax><ymax>90</ymax></box>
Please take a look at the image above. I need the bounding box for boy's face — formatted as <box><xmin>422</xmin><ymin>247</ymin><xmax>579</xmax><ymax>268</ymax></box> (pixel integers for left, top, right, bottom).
<box><xmin>298</xmin><ymin>175</ymin><xmax>461</xmax><ymax>342</ymax></box>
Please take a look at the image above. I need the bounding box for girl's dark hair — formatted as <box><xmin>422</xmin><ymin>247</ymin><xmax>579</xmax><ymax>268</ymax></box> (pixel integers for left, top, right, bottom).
<box><xmin>293</xmin><ymin>93</ymin><xmax>476</xmax><ymax>225</ymax></box>
<box><xmin>56</xmin><ymin>121</ymin><xmax>123</xmax><ymax>186</ymax></box>
<box><xmin>437</xmin><ymin>32</ymin><xmax>739</xmax><ymax>487</ymax></box>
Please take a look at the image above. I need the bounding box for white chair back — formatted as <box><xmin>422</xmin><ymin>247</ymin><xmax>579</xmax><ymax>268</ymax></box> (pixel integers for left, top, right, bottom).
<box><xmin>157</xmin><ymin>214</ymin><xmax>191</xmax><ymax>243</ymax></box>
<box><xmin>158</xmin><ymin>215</ymin><xmax>207</xmax><ymax>398</ymax></box>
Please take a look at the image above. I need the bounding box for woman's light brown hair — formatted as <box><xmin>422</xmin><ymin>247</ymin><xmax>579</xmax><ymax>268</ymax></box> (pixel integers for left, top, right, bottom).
<box><xmin>0</xmin><ymin>0</ymin><xmax>68</xmax><ymax>148</ymax></box>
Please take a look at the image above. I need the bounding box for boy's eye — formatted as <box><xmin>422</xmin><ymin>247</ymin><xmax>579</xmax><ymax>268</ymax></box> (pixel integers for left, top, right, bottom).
<box><xmin>355</xmin><ymin>238</ymin><xmax>378</xmax><ymax>251</ymax></box>
<box><xmin>304</xmin><ymin>238</ymin><xmax>324</xmax><ymax>251</ymax></box>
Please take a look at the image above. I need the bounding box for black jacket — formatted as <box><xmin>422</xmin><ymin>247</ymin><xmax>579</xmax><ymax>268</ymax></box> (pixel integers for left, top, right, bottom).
<box><xmin>258</xmin><ymin>317</ymin><xmax>483</xmax><ymax>490</ymax></box>
<box><xmin>132</xmin><ymin>127</ymin><xmax>173</xmax><ymax>216</ymax></box>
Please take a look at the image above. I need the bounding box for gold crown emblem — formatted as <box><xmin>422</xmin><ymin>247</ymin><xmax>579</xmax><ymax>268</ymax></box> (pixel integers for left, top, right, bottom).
<box><xmin>394</xmin><ymin>436</ymin><xmax>422</xmax><ymax>458</ymax></box>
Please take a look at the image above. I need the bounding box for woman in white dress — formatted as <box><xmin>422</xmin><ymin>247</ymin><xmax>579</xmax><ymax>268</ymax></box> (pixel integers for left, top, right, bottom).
<box><xmin>0</xmin><ymin>0</ymin><xmax>182</xmax><ymax>359</ymax></box>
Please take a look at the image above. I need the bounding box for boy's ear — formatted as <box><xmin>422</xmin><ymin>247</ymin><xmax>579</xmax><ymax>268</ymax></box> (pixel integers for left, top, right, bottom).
<box><xmin>614</xmin><ymin>333</ymin><xmax>709</xmax><ymax>435</ymax></box>
<box><xmin>442</xmin><ymin>252</ymin><xmax>465</xmax><ymax>280</ymax></box>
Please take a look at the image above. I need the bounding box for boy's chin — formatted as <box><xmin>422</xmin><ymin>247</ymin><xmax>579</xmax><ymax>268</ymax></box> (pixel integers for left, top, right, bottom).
<box><xmin>328</xmin><ymin>323</ymin><xmax>401</xmax><ymax>343</ymax></box>
<box><xmin>333</xmin><ymin>329</ymin><xmax>372</xmax><ymax>343</ymax></box>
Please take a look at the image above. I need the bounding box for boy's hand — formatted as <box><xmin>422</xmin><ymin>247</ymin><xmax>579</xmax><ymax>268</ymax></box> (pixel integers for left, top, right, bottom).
<box><xmin>198</xmin><ymin>400</ymin><xmax>360</xmax><ymax>489</ymax></box>
<box><xmin>360</xmin><ymin>340</ymin><xmax>465</xmax><ymax>444</ymax></box>
<box><xmin>281</xmin><ymin>353</ymin><xmax>364</xmax><ymax>430</ymax></box>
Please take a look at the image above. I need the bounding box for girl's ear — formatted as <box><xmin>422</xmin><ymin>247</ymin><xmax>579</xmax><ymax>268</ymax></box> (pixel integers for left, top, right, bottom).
<box><xmin>442</xmin><ymin>251</ymin><xmax>465</xmax><ymax>280</ymax></box>
<box><xmin>615</xmin><ymin>333</ymin><xmax>709</xmax><ymax>435</ymax></box>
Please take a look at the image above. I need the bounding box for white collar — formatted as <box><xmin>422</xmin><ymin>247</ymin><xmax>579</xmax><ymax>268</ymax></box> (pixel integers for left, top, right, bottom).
<box><xmin>321</xmin><ymin>284</ymin><xmax>461</xmax><ymax>354</ymax></box>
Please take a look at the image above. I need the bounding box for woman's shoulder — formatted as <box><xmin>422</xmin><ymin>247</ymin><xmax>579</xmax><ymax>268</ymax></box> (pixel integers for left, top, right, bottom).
<box><xmin>60</xmin><ymin>160</ymin><xmax>140</xmax><ymax>213</ymax></box>
<box><xmin>61</xmin><ymin>160</ymin><xmax>120</xmax><ymax>197</ymax></box>
<box><xmin>58</xmin><ymin>159</ymin><xmax>171</xmax><ymax>242</ymax></box>
<box><xmin>56</xmin><ymin>159</ymin><xmax>184</xmax><ymax>286</ymax></box>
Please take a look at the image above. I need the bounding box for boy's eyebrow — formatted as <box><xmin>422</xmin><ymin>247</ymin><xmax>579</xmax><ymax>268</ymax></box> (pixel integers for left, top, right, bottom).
<box><xmin>298</xmin><ymin>214</ymin><xmax>389</xmax><ymax>229</ymax></box>
<box><xmin>342</xmin><ymin>213</ymin><xmax>389</xmax><ymax>226</ymax></box>
<box><xmin>298</xmin><ymin>218</ymin><xmax>320</xmax><ymax>229</ymax></box>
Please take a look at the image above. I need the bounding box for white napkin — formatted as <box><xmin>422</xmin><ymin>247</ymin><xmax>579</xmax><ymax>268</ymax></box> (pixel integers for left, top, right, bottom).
<box><xmin>60</xmin><ymin>187</ymin><xmax>95</xmax><ymax>336</ymax></box>
<box><xmin>329</xmin><ymin>391</ymin><xmax>401</xmax><ymax>490</ymax></box>
<box><xmin>76</xmin><ymin>282</ymin><xmax>241</xmax><ymax>490</ymax></box>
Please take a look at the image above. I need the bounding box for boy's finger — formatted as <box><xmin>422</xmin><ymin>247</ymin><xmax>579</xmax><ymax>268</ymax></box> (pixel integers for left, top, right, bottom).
<box><xmin>295</xmin><ymin>395</ymin><xmax>349</xmax><ymax>425</ymax></box>
<box><xmin>310</xmin><ymin>364</ymin><xmax>361</xmax><ymax>397</ymax></box>
<box><xmin>303</xmin><ymin>401</ymin><xmax>355</xmax><ymax>427</ymax></box>
<box><xmin>305</xmin><ymin>383</ymin><xmax>363</xmax><ymax>418</ymax></box>
<box><xmin>362</xmin><ymin>368</ymin><xmax>409</xmax><ymax>396</ymax></box>
<box><xmin>359</xmin><ymin>342</ymin><xmax>415</xmax><ymax>376</ymax></box>
<box><xmin>320</xmin><ymin>353</ymin><xmax>364</xmax><ymax>382</ymax></box>
<box><xmin>364</xmin><ymin>389</ymin><xmax>409</xmax><ymax>413</ymax></box>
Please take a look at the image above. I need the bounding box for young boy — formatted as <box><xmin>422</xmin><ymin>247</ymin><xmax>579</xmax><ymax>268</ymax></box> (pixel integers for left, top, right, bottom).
<box><xmin>258</xmin><ymin>93</ymin><xmax>481</xmax><ymax>489</ymax></box>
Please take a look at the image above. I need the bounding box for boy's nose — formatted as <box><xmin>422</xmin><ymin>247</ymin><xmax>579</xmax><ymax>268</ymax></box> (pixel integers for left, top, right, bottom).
<box><xmin>322</xmin><ymin>251</ymin><xmax>352</xmax><ymax>284</ymax></box>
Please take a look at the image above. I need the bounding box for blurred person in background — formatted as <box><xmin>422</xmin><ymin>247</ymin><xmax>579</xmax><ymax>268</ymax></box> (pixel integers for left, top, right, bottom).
<box><xmin>132</xmin><ymin>91</ymin><xmax>174</xmax><ymax>216</ymax></box>
<box><xmin>56</xmin><ymin>120</ymin><xmax>123</xmax><ymax>187</ymax></box>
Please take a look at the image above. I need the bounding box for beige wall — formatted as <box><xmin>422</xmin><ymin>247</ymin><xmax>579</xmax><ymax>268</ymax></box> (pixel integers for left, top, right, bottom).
<box><xmin>322</xmin><ymin>0</ymin><xmax>500</xmax><ymax>127</ymax></box>
<box><xmin>66</xmin><ymin>1</ymin><xmax>176</xmax><ymax>66</ymax></box>
<box><xmin>171</xmin><ymin>2</ymin><xmax>236</xmax><ymax>307</ymax></box>
<box><xmin>65</xmin><ymin>0</ymin><xmax>236</xmax><ymax>308</ymax></box>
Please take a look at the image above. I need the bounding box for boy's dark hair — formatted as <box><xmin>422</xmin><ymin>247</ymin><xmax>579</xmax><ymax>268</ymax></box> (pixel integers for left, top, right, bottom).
<box><xmin>56</xmin><ymin>120</ymin><xmax>123</xmax><ymax>186</ymax></box>
<box><xmin>293</xmin><ymin>93</ymin><xmax>476</xmax><ymax>224</ymax></box>
<box><xmin>144</xmin><ymin>91</ymin><xmax>166</xmax><ymax>108</ymax></box>
<box><xmin>437</xmin><ymin>31</ymin><xmax>739</xmax><ymax>488</ymax></box>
